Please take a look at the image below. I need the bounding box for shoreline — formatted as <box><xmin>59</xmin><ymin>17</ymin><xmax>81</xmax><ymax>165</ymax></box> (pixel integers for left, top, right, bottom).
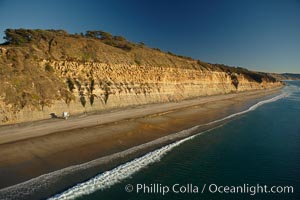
<box><xmin>0</xmin><ymin>87</ymin><xmax>282</xmax><ymax>144</ymax></box>
<box><xmin>0</xmin><ymin>87</ymin><xmax>283</xmax><ymax>199</ymax></box>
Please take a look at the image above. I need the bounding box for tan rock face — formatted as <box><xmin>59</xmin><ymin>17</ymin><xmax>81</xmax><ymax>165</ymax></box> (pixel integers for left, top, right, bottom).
<box><xmin>0</xmin><ymin>29</ymin><xmax>283</xmax><ymax>125</ymax></box>
<box><xmin>0</xmin><ymin>60</ymin><xmax>282</xmax><ymax>125</ymax></box>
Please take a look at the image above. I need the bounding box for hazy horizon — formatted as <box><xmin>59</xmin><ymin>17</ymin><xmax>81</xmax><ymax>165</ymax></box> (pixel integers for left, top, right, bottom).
<box><xmin>0</xmin><ymin>0</ymin><xmax>299</xmax><ymax>73</ymax></box>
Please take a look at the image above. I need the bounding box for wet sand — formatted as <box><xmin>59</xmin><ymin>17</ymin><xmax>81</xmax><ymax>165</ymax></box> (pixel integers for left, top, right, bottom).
<box><xmin>0</xmin><ymin>88</ymin><xmax>282</xmax><ymax>198</ymax></box>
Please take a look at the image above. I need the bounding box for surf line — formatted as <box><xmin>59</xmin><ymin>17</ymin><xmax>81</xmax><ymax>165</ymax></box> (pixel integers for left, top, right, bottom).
<box><xmin>48</xmin><ymin>92</ymin><xmax>287</xmax><ymax>200</ymax></box>
<box><xmin>205</xmin><ymin>92</ymin><xmax>288</xmax><ymax>125</ymax></box>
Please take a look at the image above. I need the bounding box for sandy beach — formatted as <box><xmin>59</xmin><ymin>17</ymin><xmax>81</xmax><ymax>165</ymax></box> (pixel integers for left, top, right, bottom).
<box><xmin>0</xmin><ymin>87</ymin><xmax>283</xmax><ymax>199</ymax></box>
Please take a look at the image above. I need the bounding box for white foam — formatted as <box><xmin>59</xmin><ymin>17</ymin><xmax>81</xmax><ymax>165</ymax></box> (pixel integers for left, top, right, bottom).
<box><xmin>48</xmin><ymin>132</ymin><xmax>200</xmax><ymax>200</ymax></box>
<box><xmin>48</xmin><ymin>92</ymin><xmax>287</xmax><ymax>200</ymax></box>
<box><xmin>205</xmin><ymin>92</ymin><xmax>288</xmax><ymax>125</ymax></box>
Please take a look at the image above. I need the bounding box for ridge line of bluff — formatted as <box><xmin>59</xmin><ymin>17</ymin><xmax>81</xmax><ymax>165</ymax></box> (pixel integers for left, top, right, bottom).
<box><xmin>0</xmin><ymin>29</ymin><xmax>283</xmax><ymax>125</ymax></box>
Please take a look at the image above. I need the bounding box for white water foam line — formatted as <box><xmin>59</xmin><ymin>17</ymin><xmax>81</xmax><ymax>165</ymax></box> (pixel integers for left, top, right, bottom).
<box><xmin>205</xmin><ymin>92</ymin><xmax>289</xmax><ymax>126</ymax></box>
<box><xmin>48</xmin><ymin>130</ymin><xmax>201</xmax><ymax>200</ymax></box>
<box><xmin>48</xmin><ymin>92</ymin><xmax>288</xmax><ymax>200</ymax></box>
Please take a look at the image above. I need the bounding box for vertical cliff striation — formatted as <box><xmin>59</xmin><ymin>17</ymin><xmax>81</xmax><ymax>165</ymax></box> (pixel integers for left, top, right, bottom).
<box><xmin>0</xmin><ymin>29</ymin><xmax>282</xmax><ymax>124</ymax></box>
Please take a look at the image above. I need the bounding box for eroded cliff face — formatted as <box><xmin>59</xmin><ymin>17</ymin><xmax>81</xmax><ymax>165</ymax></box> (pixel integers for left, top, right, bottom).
<box><xmin>0</xmin><ymin>59</ymin><xmax>282</xmax><ymax>125</ymax></box>
<box><xmin>0</xmin><ymin>29</ymin><xmax>283</xmax><ymax>125</ymax></box>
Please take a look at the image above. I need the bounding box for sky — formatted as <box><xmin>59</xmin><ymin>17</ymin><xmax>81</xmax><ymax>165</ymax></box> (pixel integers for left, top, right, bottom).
<box><xmin>0</xmin><ymin>0</ymin><xmax>299</xmax><ymax>73</ymax></box>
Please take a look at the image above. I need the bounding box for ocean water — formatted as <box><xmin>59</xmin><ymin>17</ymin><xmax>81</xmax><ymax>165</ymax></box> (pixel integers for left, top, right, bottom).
<box><xmin>50</xmin><ymin>81</ymin><xmax>300</xmax><ymax>200</ymax></box>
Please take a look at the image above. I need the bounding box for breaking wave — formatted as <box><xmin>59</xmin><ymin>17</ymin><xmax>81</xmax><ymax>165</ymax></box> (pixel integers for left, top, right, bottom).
<box><xmin>48</xmin><ymin>92</ymin><xmax>287</xmax><ymax>200</ymax></box>
<box><xmin>48</xmin><ymin>130</ymin><xmax>202</xmax><ymax>200</ymax></box>
<box><xmin>205</xmin><ymin>92</ymin><xmax>289</xmax><ymax>125</ymax></box>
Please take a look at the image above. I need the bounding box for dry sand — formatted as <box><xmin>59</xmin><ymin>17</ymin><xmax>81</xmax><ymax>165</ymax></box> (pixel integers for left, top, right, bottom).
<box><xmin>0</xmin><ymin>88</ymin><xmax>282</xmax><ymax>190</ymax></box>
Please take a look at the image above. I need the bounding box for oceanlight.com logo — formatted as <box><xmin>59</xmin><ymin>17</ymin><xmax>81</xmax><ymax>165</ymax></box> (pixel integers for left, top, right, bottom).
<box><xmin>124</xmin><ymin>183</ymin><xmax>294</xmax><ymax>196</ymax></box>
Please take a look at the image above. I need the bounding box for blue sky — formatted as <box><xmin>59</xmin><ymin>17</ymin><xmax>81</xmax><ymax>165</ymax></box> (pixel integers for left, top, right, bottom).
<box><xmin>0</xmin><ymin>0</ymin><xmax>299</xmax><ymax>73</ymax></box>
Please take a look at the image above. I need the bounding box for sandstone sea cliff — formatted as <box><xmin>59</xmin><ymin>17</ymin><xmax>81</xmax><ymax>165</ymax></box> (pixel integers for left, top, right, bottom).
<box><xmin>0</xmin><ymin>29</ymin><xmax>282</xmax><ymax>124</ymax></box>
